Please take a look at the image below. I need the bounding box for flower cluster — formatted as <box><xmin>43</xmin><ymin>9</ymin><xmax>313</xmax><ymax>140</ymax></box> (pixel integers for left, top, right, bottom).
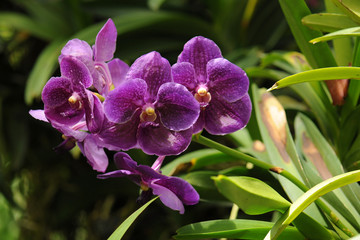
<box><xmin>30</xmin><ymin>19</ymin><xmax>251</xmax><ymax>213</ymax></box>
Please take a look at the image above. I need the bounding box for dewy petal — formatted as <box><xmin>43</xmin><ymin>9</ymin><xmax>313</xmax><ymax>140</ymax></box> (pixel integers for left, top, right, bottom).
<box><xmin>156</xmin><ymin>82</ymin><xmax>200</xmax><ymax>131</ymax></box>
<box><xmin>108</xmin><ymin>58</ymin><xmax>129</xmax><ymax>88</ymax></box>
<box><xmin>79</xmin><ymin>135</ymin><xmax>108</xmax><ymax>172</ymax></box>
<box><xmin>60</xmin><ymin>56</ymin><xmax>93</xmax><ymax>88</ymax></box>
<box><xmin>126</xmin><ymin>51</ymin><xmax>172</xmax><ymax>102</ymax></box>
<box><xmin>98</xmin><ymin>114</ymin><xmax>139</xmax><ymax>151</ymax></box>
<box><xmin>171</xmin><ymin>62</ymin><xmax>197</xmax><ymax>91</ymax></box>
<box><xmin>177</xmin><ymin>36</ymin><xmax>222</xmax><ymax>83</ymax></box>
<box><xmin>59</xmin><ymin>39</ymin><xmax>94</xmax><ymax>73</ymax></box>
<box><xmin>150</xmin><ymin>182</ymin><xmax>185</xmax><ymax>214</ymax></box>
<box><xmin>207</xmin><ymin>58</ymin><xmax>249</xmax><ymax>102</ymax></box>
<box><xmin>104</xmin><ymin>78</ymin><xmax>146</xmax><ymax>123</ymax></box>
<box><xmin>154</xmin><ymin>177</ymin><xmax>200</xmax><ymax>205</ymax></box>
<box><xmin>94</xmin><ymin>19</ymin><xmax>117</xmax><ymax>62</ymax></box>
<box><xmin>204</xmin><ymin>94</ymin><xmax>252</xmax><ymax>135</ymax></box>
<box><xmin>138</xmin><ymin>122</ymin><xmax>193</xmax><ymax>155</ymax></box>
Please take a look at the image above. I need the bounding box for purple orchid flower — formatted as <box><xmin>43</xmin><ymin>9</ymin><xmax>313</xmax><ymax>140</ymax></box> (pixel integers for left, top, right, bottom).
<box><xmin>42</xmin><ymin>56</ymin><xmax>104</xmax><ymax>133</ymax></box>
<box><xmin>98</xmin><ymin>152</ymin><xmax>199</xmax><ymax>214</ymax></box>
<box><xmin>59</xmin><ymin>19</ymin><xmax>129</xmax><ymax>96</ymax></box>
<box><xmin>103</xmin><ymin>51</ymin><xmax>200</xmax><ymax>156</ymax></box>
<box><xmin>172</xmin><ymin>36</ymin><xmax>252</xmax><ymax>135</ymax></box>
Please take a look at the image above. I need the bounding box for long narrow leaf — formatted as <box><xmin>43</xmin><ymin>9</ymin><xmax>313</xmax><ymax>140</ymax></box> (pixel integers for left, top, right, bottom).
<box><xmin>268</xmin><ymin>67</ymin><xmax>360</xmax><ymax>91</ymax></box>
<box><xmin>265</xmin><ymin>170</ymin><xmax>360</xmax><ymax>240</ymax></box>
<box><xmin>310</xmin><ymin>27</ymin><xmax>360</xmax><ymax>44</ymax></box>
<box><xmin>302</xmin><ymin>13</ymin><xmax>358</xmax><ymax>33</ymax></box>
<box><xmin>108</xmin><ymin>197</ymin><xmax>158</xmax><ymax>240</ymax></box>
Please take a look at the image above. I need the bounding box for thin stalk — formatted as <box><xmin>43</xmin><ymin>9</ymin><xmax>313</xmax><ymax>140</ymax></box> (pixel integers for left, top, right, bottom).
<box><xmin>192</xmin><ymin>134</ymin><xmax>355</xmax><ymax>237</ymax></box>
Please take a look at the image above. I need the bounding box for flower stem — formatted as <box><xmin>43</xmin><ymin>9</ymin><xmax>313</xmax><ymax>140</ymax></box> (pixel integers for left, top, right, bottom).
<box><xmin>192</xmin><ymin>134</ymin><xmax>355</xmax><ymax>237</ymax></box>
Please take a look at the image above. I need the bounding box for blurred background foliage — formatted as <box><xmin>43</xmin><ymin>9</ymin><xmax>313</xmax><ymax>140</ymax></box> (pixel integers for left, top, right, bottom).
<box><xmin>0</xmin><ymin>0</ymin><xmax>322</xmax><ymax>239</ymax></box>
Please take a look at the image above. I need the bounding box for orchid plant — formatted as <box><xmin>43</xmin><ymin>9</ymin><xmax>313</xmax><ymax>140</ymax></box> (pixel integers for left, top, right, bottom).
<box><xmin>3</xmin><ymin>0</ymin><xmax>360</xmax><ymax>239</ymax></box>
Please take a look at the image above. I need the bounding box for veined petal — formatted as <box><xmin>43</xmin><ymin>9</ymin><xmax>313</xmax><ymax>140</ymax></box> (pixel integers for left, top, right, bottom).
<box><xmin>94</xmin><ymin>19</ymin><xmax>117</xmax><ymax>62</ymax></box>
<box><xmin>108</xmin><ymin>58</ymin><xmax>129</xmax><ymax>88</ymax></box>
<box><xmin>207</xmin><ymin>58</ymin><xmax>249</xmax><ymax>102</ymax></box>
<box><xmin>138</xmin><ymin>122</ymin><xmax>193</xmax><ymax>155</ymax></box>
<box><xmin>104</xmin><ymin>78</ymin><xmax>146</xmax><ymax>123</ymax></box>
<box><xmin>172</xmin><ymin>62</ymin><xmax>197</xmax><ymax>91</ymax></box>
<box><xmin>204</xmin><ymin>94</ymin><xmax>252</xmax><ymax>135</ymax></box>
<box><xmin>156</xmin><ymin>82</ymin><xmax>200</xmax><ymax>131</ymax></box>
<box><xmin>178</xmin><ymin>36</ymin><xmax>222</xmax><ymax>83</ymax></box>
<box><xmin>126</xmin><ymin>51</ymin><xmax>172</xmax><ymax>102</ymax></box>
<box><xmin>150</xmin><ymin>182</ymin><xmax>185</xmax><ymax>214</ymax></box>
<box><xmin>154</xmin><ymin>177</ymin><xmax>200</xmax><ymax>205</ymax></box>
<box><xmin>59</xmin><ymin>39</ymin><xmax>94</xmax><ymax>73</ymax></box>
<box><xmin>60</xmin><ymin>56</ymin><xmax>93</xmax><ymax>88</ymax></box>
<box><xmin>98</xmin><ymin>115</ymin><xmax>139</xmax><ymax>151</ymax></box>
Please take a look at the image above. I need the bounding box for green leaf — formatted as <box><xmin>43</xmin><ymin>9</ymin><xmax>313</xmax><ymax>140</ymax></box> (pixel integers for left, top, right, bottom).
<box><xmin>175</xmin><ymin>219</ymin><xmax>305</xmax><ymax>240</ymax></box>
<box><xmin>279</xmin><ymin>0</ymin><xmax>337</xmax><ymax>69</ymax></box>
<box><xmin>24</xmin><ymin>39</ymin><xmax>64</xmax><ymax>105</ymax></box>
<box><xmin>310</xmin><ymin>27</ymin><xmax>360</xmax><ymax>44</ymax></box>
<box><xmin>295</xmin><ymin>114</ymin><xmax>360</xmax><ymax>230</ymax></box>
<box><xmin>268</xmin><ymin>67</ymin><xmax>360</xmax><ymax>91</ymax></box>
<box><xmin>331</xmin><ymin>0</ymin><xmax>360</xmax><ymax>24</ymax></box>
<box><xmin>183</xmin><ymin>171</ymin><xmax>228</xmax><ymax>202</ymax></box>
<box><xmin>108</xmin><ymin>197</ymin><xmax>158</xmax><ymax>240</ymax></box>
<box><xmin>302</xmin><ymin>13</ymin><xmax>358</xmax><ymax>33</ymax></box>
<box><xmin>147</xmin><ymin>0</ymin><xmax>167</xmax><ymax>11</ymax></box>
<box><xmin>213</xmin><ymin>175</ymin><xmax>290</xmax><ymax>215</ymax></box>
<box><xmin>265</xmin><ymin>170</ymin><xmax>360</xmax><ymax>240</ymax></box>
<box><xmin>252</xmin><ymin>84</ymin><xmax>326</xmax><ymax>223</ymax></box>
<box><xmin>161</xmin><ymin>149</ymin><xmax>238</xmax><ymax>176</ymax></box>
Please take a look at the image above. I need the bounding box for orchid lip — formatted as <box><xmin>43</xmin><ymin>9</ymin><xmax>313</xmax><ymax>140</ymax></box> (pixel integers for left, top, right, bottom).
<box><xmin>68</xmin><ymin>93</ymin><xmax>82</xmax><ymax>109</ymax></box>
<box><xmin>194</xmin><ymin>86</ymin><xmax>211</xmax><ymax>107</ymax></box>
<box><xmin>140</xmin><ymin>106</ymin><xmax>157</xmax><ymax>122</ymax></box>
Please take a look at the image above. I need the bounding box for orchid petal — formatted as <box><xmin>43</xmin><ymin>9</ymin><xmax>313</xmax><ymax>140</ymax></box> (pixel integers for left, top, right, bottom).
<box><xmin>94</xmin><ymin>19</ymin><xmax>117</xmax><ymax>62</ymax></box>
<box><xmin>154</xmin><ymin>177</ymin><xmax>200</xmax><ymax>205</ymax></box>
<box><xmin>98</xmin><ymin>115</ymin><xmax>139</xmax><ymax>151</ymax></box>
<box><xmin>137</xmin><ymin>122</ymin><xmax>193</xmax><ymax>155</ymax></box>
<box><xmin>60</xmin><ymin>56</ymin><xmax>93</xmax><ymax>88</ymax></box>
<box><xmin>59</xmin><ymin>39</ymin><xmax>94</xmax><ymax>72</ymax></box>
<box><xmin>192</xmin><ymin>110</ymin><xmax>205</xmax><ymax>134</ymax></box>
<box><xmin>150</xmin><ymin>182</ymin><xmax>185</xmax><ymax>214</ymax></box>
<box><xmin>207</xmin><ymin>58</ymin><xmax>249</xmax><ymax>102</ymax></box>
<box><xmin>104</xmin><ymin>78</ymin><xmax>146</xmax><ymax>123</ymax></box>
<box><xmin>156</xmin><ymin>82</ymin><xmax>199</xmax><ymax>131</ymax></box>
<box><xmin>204</xmin><ymin>94</ymin><xmax>252</xmax><ymax>135</ymax></box>
<box><xmin>29</xmin><ymin>109</ymin><xmax>48</xmax><ymax>122</ymax></box>
<box><xmin>178</xmin><ymin>36</ymin><xmax>222</xmax><ymax>83</ymax></box>
<box><xmin>85</xmin><ymin>93</ymin><xmax>104</xmax><ymax>133</ymax></box>
<box><xmin>172</xmin><ymin>62</ymin><xmax>197</xmax><ymax>91</ymax></box>
<box><xmin>126</xmin><ymin>51</ymin><xmax>172</xmax><ymax>102</ymax></box>
<box><xmin>80</xmin><ymin>135</ymin><xmax>108</xmax><ymax>172</ymax></box>
<box><xmin>108</xmin><ymin>58</ymin><xmax>129</xmax><ymax>88</ymax></box>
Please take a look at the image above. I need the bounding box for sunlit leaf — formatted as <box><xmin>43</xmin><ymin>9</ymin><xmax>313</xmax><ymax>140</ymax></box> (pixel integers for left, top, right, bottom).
<box><xmin>213</xmin><ymin>175</ymin><xmax>290</xmax><ymax>214</ymax></box>
<box><xmin>331</xmin><ymin>0</ymin><xmax>360</xmax><ymax>24</ymax></box>
<box><xmin>310</xmin><ymin>27</ymin><xmax>360</xmax><ymax>44</ymax></box>
<box><xmin>268</xmin><ymin>67</ymin><xmax>360</xmax><ymax>91</ymax></box>
<box><xmin>175</xmin><ymin>219</ymin><xmax>305</xmax><ymax>240</ymax></box>
<box><xmin>302</xmin><ymin>13</ymin><xmax>358</xmax><ymax>33</ymax></box>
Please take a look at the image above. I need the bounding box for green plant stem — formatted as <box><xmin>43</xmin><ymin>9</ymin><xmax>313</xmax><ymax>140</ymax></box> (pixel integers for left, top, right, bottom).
<box><xmin>192</xmin><ymin>134</ymin><xmax>355</xmax><ymax>237</ymax></box>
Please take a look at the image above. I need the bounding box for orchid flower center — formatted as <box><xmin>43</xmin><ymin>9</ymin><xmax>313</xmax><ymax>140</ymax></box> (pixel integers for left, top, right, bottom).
<box><xmin>140</xmin><ymin>182</ymin><xmax>149</xmax><ymax>191</ymax></box>
<box><xmin>140</xmin><ymin>106</ymin><xmax>157</xmax><ymax>122</ymax></box>
<box><xmin>68</xmin><ymin>93</ymin><xmax>82</xmax><ymax>109</ymax></box>
<box><xmin>194</xmin><ymin>86</ymin><xmax>211</xmax><ymax>107</ymax></box>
